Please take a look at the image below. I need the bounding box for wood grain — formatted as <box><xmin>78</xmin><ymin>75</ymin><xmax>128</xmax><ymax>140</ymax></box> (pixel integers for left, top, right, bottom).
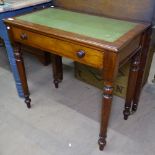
<box><xmin>11</xmin><ymin>27</ymin><xmax>104</xmax><ymax>69</ymax></box>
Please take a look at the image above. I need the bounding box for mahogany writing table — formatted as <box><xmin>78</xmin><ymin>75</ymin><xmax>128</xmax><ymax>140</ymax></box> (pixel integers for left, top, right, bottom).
<box><xmin>5</xmin><ymin>8</ymin><xmax>151</xmax><ymax>150</ymax></box>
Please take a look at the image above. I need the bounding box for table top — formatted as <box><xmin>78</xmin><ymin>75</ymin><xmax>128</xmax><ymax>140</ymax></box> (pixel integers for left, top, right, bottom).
<box><xmin>16</xmin><ymin>8</ymin><xmax>137</xmax><ymax>42</ymax></box>
<box><xmin>5</xmin><ymin>7</ymin><xmax>149</xmax><ymax>51</ymax></box>
<box><xmin>0</xmin><ymin>0</ymin><xmax>51</xmax><ymax>13</ymax></box>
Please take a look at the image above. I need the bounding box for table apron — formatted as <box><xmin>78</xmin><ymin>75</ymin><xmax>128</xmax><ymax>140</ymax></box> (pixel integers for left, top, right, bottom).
<box><xmin>11</xmin><ymin>27</ymin><xmax>104</xmax><ymax>69</ymax></box>
<box><xmin>119</xmin><ymin>35</ymin><xmax>141</xmax><ymax>65</ymax></box>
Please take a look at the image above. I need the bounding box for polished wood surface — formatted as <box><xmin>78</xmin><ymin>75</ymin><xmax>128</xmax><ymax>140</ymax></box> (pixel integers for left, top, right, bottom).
<box><xmin>12</xmin><ymin>27</ymin><xmax>104</xmax><ymax>68</ymax></box>
<box><xmin>5</xmin><ymin>7</ymin><xmax>151</xmax><ymax>151</ymax></box>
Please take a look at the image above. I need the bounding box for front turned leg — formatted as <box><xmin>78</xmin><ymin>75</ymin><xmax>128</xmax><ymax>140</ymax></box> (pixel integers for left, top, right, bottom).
<box><xmin>14</xmin><ymin>44</ymin><xmax>31</xmax><ymax>108</ymax></box>
<box><xmin>52</xmin><ymin>54</ymin><xmax>63</xmax><ymax>88</ymax></box>
<box><xmin>98</xmin><ymin>52</ymin><xmax>119</xmax><ymax>151</ymax></box>
<box><xmin>123</xmin><ymin>51</ymin><xmax>141</xmax><ymax>120</ymax></box>
<box><xmin>99</xmin><ymin>83</ymin><xmax>114</xmax><ymax>150</ymax></box>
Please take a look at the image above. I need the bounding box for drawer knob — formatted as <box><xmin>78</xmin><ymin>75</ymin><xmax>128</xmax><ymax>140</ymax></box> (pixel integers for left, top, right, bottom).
<box><xmin>20</xmin><ymin>33</ymin><xmax>28</xmax><ymax>40</ymax></box>
<box><xmin>76</xmin><ymin>50</ymin><xmax>85</xmax><ymax>58</ymax></box>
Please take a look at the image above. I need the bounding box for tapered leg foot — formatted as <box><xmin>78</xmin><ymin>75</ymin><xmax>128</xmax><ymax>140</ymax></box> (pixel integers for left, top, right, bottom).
<box><xmin>25</xmin><ymin>96</ymin><xmax>31</xmax><ymax>108</ymax></box>
<box><xmin>54</xmin><ymin>80</ymin><xmax>59</xmax><ymax>88</ymax></box>
<box><xmin>123</xmin><ymin>107</ymin><xmax>130</xmax><ymax>120</ymax></box>
<box><xmin>98</xmin><ymin>136</ymin><xmax>106</xmax><ymax>151</ymax></box>
<box><xmin>132</xmin><ymin>103</ymin><xmax>138</xmax><ymax>113</ymax></box>
<box><xmin>52</xmin><ymin>55</ymin><xmax>63</xmax><ymax>89</ymax></box>
<box><xmin>54</xmin><ymin>79</ymin><xmax>62</xmax><ymax>88</ymax></box>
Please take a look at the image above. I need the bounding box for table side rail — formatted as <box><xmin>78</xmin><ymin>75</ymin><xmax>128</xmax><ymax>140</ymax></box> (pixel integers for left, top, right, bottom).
<box><xmin>119</xmin><ymin>35</ymin><xmax>141</xmax><ymax>66</ymax></box>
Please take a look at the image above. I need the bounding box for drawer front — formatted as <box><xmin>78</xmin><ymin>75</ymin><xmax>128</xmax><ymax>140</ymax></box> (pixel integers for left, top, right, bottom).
<box><xmin>12</xmin><ymin>27</ymin><xmax>104</xmax><ymax>68</ymax></box>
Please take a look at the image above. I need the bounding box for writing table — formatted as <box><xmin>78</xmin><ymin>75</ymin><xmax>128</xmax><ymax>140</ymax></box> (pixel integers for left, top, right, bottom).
<box><xmin>5</xmin><ymin>7</ymin><xmax>151</xmax><ymax>150</ymax></box>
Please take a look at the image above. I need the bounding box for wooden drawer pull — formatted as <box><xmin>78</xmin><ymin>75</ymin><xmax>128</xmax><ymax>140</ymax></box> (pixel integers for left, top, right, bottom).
<box><xmin>76</xmin><ymin>50</ymin><xmax>85</xmax><ymax>58</ymax></box>
<box><xmin>20</xmin><ymin>33</ymin><xmax>28</xmax><ymax>40</ymax></box>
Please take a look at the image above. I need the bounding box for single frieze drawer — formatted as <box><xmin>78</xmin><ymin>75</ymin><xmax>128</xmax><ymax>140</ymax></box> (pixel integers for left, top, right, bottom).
<box><xmin>12</xmin><ymin>27</ymin><xmax>104</xmax><ymax>69</ymax></box>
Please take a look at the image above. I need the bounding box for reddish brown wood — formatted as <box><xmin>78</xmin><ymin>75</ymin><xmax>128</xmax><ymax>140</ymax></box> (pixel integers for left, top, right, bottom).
<box><xmin>132</xmin><ymin>28</ymin><xmax>152</xmax><ymax>112</ymax></box>
<box><xmin>123</xmin><ymin>50</ymin><xmax>141</xmax><ymax>120</ymax></box>
<box><xmin>14</xmin><ymin>43</ymin><xmax>31</xmax><ymax>108</ymax></box>
<box><xmin>99</xmin><ymin>52</ymin><xmax>119</xmax><ymax>150</ymax></box>
<box><xmin>10</xmin><ymin>26</ymin><xmax>104</xmax><ymax>69</ymax></box>
<box><xmin>52</xmin><ymin>54</ymin><xmax>63</xmax><ymax>88</ymax></box>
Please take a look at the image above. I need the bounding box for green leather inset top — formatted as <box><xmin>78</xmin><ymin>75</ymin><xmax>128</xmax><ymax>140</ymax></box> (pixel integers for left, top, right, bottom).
<box><xmin>16</xmin><ymin>8</ymin><xmax>137</xmax><ymax>42</ymax></box>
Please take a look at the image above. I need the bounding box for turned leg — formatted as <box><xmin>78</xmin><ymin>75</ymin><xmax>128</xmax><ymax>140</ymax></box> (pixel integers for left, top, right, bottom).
<box><xmin>99</xmin><ymin>83</ymin><xmax>114</xmax><ymax>150</ymax></box>
<box><xmin>132</xmin><ymin>28</ymin><xmax>152</xmax><ymax>113</ymax></box>
<box><xmin>52</xmin><ymin>54</ymin><xmax>63</xmax><ymax>88</ymax></box>
<box><xmin>14</xmin><ymin>44</ymin><xmax>31</xmax><ymax>108</ymax></box>
<box><xmin>123</xmin><ymin>51</ymin><xmax>141</xmax><ymax>120</ymax></box>
<box><xmin>98</xmin><ymin>53</ymin><xmax>119</xmax><ymax>150</ymax></box>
